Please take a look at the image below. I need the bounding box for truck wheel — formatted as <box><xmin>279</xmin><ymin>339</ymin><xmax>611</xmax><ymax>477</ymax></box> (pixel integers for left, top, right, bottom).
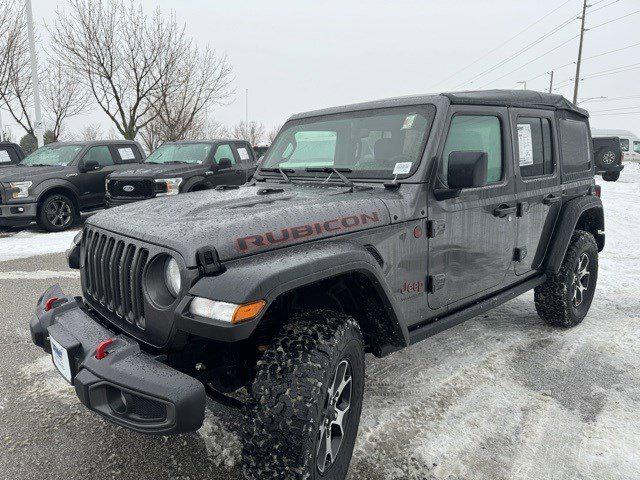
<box><xmin>37</xmin><ymin>193</ymin><xmax>78</xmax><ymax>232</ymax></box>
<box><xmin>245</xmin><ymin>310</ymin><xmax>365</xmax><ymax>479</ymax></box>
<box><xmin>602</xmin><ymin>171</ymin><xmax>620</xmax><ymax>182</ymax></box>
<box><xmin>535</xmin><ymin>230</ymin><xmax>598</xmax><ymax>328</ymax></box>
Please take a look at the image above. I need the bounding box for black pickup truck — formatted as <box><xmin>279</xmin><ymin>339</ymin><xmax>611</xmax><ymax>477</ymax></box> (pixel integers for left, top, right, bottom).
<box><xmin>0</xmin><ymin>140</ymin><xmax>144</xmax><ymax>231</ymax></box>
<box><xmin>0</xmin><ymin>142</ymin><xmax>26</xmax><ymax>166</ymax></box>
<box><xmin>105</xmin><ymin>140</ymin><xmax>257</xmax><ymax>206</ymax></box>
<box><xmin>31</xmin><ymin>90</ymin><xmax>603</xmax><ymax>479</ymax></box>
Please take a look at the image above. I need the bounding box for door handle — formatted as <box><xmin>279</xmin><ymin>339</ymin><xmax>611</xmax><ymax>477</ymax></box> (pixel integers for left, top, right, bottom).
<box><xmin>493</xmin><ymin>204</ymin><xmax>517</xmax><ymax>218</ymax></box>
<box><xmin>543</xmin><ymin>194</ymin><xmax>562</xmax><ymax>205</ymax></box>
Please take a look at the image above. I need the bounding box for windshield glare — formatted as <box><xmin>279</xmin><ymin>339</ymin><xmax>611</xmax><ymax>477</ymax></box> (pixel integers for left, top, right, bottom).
<box><xmin>146</xmin><ymin>143</ymin><xmax>213</xmax><ymax>164</ymax></box>
<box><xmin>20</xmin><ymin>145</ymin><xmax>82</xmax><ymax>167</ymax></box>
<box><xmin>262</xmin><ymin>106</ymin><xmax>433</xmax><ymax>178</ymax></box>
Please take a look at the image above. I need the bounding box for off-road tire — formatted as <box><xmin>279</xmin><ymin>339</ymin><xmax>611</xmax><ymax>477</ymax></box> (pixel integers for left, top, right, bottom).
<box><xmin>602</xmin><ymin>171</ymin><xmax>620</xmax><ymax>182</ymax></box>
<box><xmin>245</xmin><ymin>310</ymin><xmax>365</xmax><ymax>479</ymax></box>
<box><xmin>535</xmin><ymin>230</ymin><xmax>598</xmax><ymax>327</ymax></box>
<box><xmin>36</xmin><ymin>193</ymin><xmax>78</xmax><ymax>232</ymax></box>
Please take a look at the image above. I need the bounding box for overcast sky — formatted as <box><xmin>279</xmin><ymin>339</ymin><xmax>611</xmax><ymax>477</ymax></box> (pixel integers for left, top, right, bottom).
<box><xmin>2</xmin><ymin>0</ymin><xmax>639</xmax><ymax>141</ymax></box>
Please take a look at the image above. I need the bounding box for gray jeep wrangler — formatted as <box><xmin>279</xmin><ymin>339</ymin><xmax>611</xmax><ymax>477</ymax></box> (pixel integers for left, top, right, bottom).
<box><xmin>30</xmin><ymin>90</ymin><xmax>604</xmax><ymax>479</ymax></box>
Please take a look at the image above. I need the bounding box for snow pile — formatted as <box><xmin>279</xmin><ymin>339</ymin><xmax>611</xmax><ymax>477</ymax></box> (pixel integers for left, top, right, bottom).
<box><xmin>197</xmin><ymin>411</ymin><xmax>242</xmax><ymax>468</ymax></box>
<box><xmin>0</xmin><ymin>228</ymin><xmax>79</xmax><ymax>262</ymax></box>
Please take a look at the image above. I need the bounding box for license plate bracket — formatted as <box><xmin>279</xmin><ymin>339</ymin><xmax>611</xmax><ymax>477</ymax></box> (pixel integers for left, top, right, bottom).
<box><xmin>47</xmin><ymin>325</ymin><xmax>80</xmax><ymax>384</ymax></box>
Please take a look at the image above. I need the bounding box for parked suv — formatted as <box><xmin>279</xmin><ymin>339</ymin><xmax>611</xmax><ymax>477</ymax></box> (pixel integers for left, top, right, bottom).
<box><xmin>592</xmin><ymin>136</ymin><xmax>623</xmax><ymax>181</ymax></box>
<box><xmin>105</xmin><ymin>140</ymin><xmax>257</xmax><ymax>206</ymax></box>
<box><xmin>30</xmin><ymin>91</ymin><xmax>603</xmax><ymax>479</ymax></box>
<box><xmin>0</xmin><ymin>140</ymin><xmax>144</xmax><ymax>231</ymax></box>
<box><xmin>0</xmin><ymin>142</ymin><xmax>26</xmax><ymax>166</ymax></box>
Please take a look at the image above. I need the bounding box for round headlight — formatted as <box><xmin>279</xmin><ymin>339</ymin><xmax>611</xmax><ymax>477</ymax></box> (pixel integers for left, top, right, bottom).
<box><xmin>164</xmin><ymin>257</ymin><xmax>181</xmax><ymax>297</ymax></box>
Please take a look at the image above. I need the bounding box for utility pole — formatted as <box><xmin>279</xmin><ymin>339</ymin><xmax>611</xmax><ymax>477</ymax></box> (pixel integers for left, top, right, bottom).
<box><xmin>573</xmin><ymin>0</ymin><xmax>588</xmax><ymax>104</ymax></box>
<box><xmin>245</xmin><ymin>88</ymin><xmax>248</xmax><ymax>125</ymax></box>
<box><xmin>548</xmin><ymin>70</ymin><xmax>554</xmax><ymax>93</ymax></box>
<box><xmin>26</xmin><ymin>0</ymin><xmax>43</xmax><ymax>147</ymax></box>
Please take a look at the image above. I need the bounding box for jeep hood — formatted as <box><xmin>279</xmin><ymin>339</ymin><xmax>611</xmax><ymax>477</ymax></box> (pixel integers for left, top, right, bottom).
<box><xmin>109</xmin><ymin>163</ymin><xmax>206</xmax><ymax>179</ymax></box>
<box><xmin>87</xmin><ymin>183</ymin><xmax>392</xmax><ymax>266</ymax></box>
<box><xmin>0</xmin><ymin>165</ymin><xmax>65</xmax><ymax>183</ymax></box>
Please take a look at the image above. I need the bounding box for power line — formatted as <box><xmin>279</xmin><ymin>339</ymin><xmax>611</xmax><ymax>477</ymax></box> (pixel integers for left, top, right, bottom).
<box><xmin>480</xmin><ymin>34</ymin><xmax>580</xmax><ymax>89</ymax></box>
<box><xmin>588</xmin><ymin>105</ymin><xmax>640</xmax><ymax>113</ymax></box>
<box><xmin>588</xmin><ymin>9</ymin><xmax>640</xmax><ymax>29</ymax></box>
<box><xmin>429</xmin><ymin>0</ymin><xmax>574</xmax><ymax>89</ymax></box>
<box><xmin>452</xmin><ymin>11</ymin><xmax>580</xmax><ymax>90</ymax></box>
<box><xmin>590</xmin><ymin>111</ymin><xmax>640</xmax><ymax>116</ymax></box>
<box><xmin>579</xmin><ymin>94</ymin><xmax>640</xmax><ymax>102</ymax></box>
<box><xmin>553</xmin><ymin>62</ymin><xmax>640</xmax><ymax>91</ymax></box>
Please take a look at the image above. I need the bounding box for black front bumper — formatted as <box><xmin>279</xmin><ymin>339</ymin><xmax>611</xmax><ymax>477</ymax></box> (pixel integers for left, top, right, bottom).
<box><xmin>0</xmin><ymin>201</ymin><xmax>37</xmax><ymax>226</ymax></box>
<box><xmin>105</xmin><ymin>194</ymin><xmax>153</xmax><ymax>208</ymax></box>
<box><xmin>30</xmin><ymin>285</ymin><xmax>205</xmax><ymax>435</ymax></box>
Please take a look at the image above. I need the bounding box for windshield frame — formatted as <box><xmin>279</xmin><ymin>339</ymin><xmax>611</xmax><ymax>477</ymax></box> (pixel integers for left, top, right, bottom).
<box><xmin>258</xmin><ymin>104</ymin><xmax>436</xmax><ymax>182</ymax></box>
<box><xmin>145</xmin><ymin>142</ymin><xmax>215</xmax><ymax>165</ymax></box>
<box><xmin>19</xmin><ymin>144</ymin><xmax>84</xmax><ymax>167</ymax></box>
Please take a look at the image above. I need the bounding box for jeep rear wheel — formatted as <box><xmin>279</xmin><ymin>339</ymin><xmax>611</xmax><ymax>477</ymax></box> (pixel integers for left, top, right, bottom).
<box><xmin>245</xmin><ymin>310</ymin><xmax>365</xmax><ymax>479</ymax></box>
<box><xmin>534</xmin><ymin>230</ymin><xmax>598</xmax><ymax>327</ymax></box>
<box><xmin>37</xmin><ymin>193</ymin><xmax>78</xmax><ymax>232</ymax></box>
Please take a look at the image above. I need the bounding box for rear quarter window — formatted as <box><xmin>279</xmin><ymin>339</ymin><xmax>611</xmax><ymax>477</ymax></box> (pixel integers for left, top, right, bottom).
<box><xmin>0</xmin><ymin>147</ymin><xmax>14</xmax><ymax>164</ymax></box>
<box><xmin>558</xmin><ymin>118</ymin><xmax>592</xmax><ymax>174</ymax></box>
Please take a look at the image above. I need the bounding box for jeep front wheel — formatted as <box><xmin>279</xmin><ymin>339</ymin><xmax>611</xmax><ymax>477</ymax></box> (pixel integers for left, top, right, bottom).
<box><xmin>534</xmin><ymin>230</ymin><xmax>598</xmax><ymax>327</ymax></box>
<box><xmin>245</xmin><ymin>310</ymin><xmax>365</xmax><ymax>479</ymax></box>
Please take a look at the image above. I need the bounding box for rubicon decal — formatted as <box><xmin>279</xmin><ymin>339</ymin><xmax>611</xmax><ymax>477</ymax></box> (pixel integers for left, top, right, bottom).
<box><xmin>236</xmin><ymin>212</ymin><xmax>381</xmax><ymax>252</ymax></box>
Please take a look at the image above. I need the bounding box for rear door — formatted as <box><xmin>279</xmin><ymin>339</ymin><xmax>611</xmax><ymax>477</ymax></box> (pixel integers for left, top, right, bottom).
<box><xmin>428</xmin><ymin>106</ymin><xmax>517</xmax><ymax>310</ymax></box>
<box><xmin>510</xmin><ymin>109</ymin><xmax>562</xmax><ymax>275</ymax></box>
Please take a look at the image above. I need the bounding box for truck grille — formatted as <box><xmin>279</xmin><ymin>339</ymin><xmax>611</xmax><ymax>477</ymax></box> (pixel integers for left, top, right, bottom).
<box><xmin>108</xmin><ymin>179</ymin><xmax>155</xmax><ymax>198</ymax></box>
<box><xmin>83</xmin><ymin>228</ymin><xmax>149</xmax><ymax>329</ymax></box>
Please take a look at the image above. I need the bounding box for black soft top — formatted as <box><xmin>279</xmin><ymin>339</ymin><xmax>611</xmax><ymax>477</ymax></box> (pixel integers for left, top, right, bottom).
<box><xmin>443</xmin><ymin>90</ymin><xmax>588</xmax><ymax>117</ymax></box>
<box><xmin>290</xmin><ymin>89</ymin><xmax>586</xmax><ymax>120</ymax></box>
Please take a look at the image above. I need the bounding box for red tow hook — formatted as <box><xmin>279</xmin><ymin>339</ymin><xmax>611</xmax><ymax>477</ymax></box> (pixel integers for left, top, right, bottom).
<box><xmin>95</xmin><ymin>339</ymin><xmax>115</xmax><ymax>360</ymax></box>
<box><xmin>44</xmin><ymin>297</ymin><xmax>60</xmax><ymax>312</ymax></box>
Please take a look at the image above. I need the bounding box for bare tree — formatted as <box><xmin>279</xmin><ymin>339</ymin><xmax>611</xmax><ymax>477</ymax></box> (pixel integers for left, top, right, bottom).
<box><xmin>230</xmin><ymin>120</ymin><xmax>265</xmax><ymax>146</ymax></box>
<box><xmin>42</xmin><ymin>61</ymin><xmax>90</xmax><ymax>140</ymax></box>
<box><xmin>50</xmin><ymin>0</ymin><xmax>186</xmax><ymax>140</ymax></box>
<box><xmin>79</xmin><ymin>123</ymin><xmax>102</xmax><ymax>141</ymax></box>
<box><xmin>267</xmin><ymin>124</ymin><xmax>282</xmax><ymax>144</ymax></box>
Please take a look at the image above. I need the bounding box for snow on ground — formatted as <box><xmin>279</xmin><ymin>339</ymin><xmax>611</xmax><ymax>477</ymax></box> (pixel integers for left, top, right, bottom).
<box><xmin>349</xmin><ymin>163</ymin><xmax>640</xmax><ymax>480</ymax></box>
<box><xmin>0</xmin><ymin>228</ymin><xmax>79</xmax><ymax>262</ymax></box>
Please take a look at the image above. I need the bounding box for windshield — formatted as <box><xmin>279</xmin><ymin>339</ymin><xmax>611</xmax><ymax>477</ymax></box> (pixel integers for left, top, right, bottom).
<box><xmin>146</xmin><ymin>143</ymin><xmax>213</xmax><ymax>164</ymax></box>
<box><xmin>261</xmin><ymin>105</ymin><xmax>434</xmax><ymax>179</ymax></box>
<box><xmin>20</xmin><ymin>145</ymin><xmax>82</xmax><ymax>167</ymax></box>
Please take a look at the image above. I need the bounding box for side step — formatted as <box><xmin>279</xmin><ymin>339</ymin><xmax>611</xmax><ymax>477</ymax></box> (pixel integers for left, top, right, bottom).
<box><xmin>408</xmin><ymin>274</ymin><xmax>546</xmax><ymax>345</ymax></box>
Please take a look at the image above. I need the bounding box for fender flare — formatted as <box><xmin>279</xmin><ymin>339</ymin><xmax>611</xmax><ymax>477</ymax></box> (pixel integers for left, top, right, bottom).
<box><xmin>182</xmin><ymin>176</ymin><xmax>210</xmax><ymax>193</ymax></box>
<box><xmin>187</xmin><ymin>240</ymin><xmax>409</xmax><ymax>347</ymax></box>
<box><xmin>544</xmin><ymin>195</ymin><xmax>604</xmax><ymax>274</ymax></box>
<box><xmin>32</xmin><ymin>179</ymin><xmax>81</xmax><ymax>209</ymax></box>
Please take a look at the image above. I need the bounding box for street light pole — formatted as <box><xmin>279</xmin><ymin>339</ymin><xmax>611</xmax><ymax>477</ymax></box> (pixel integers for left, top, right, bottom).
<box><xmin>548</xmin><ymin>70</ymin><xmax>554</xmax><ymax>93</ymax></box>
<box><xmin>25</xmin><ymin>0</ymin><xmax>43</xmax><ymax>147</ymax></box>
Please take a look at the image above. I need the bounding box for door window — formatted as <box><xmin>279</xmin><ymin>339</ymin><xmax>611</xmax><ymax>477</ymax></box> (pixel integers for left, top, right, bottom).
<box><xmin>214</xmin><ymin>144</ymin><xmax>236</xmax><ymax>165</ymax></box>
<box><xmin>442</xmin><ymin>115</ymin><xmax>503</xmax><ymax>184</ymax></box>
<box><xmin>558</xmin><ymin>118</ymin><xmax>591</xmax><ymax>173</ymax></box>
<box><xmin>114</xmin><ymin>145</ymin><xmax>139</xmax><ymax>163</ymax></box>
<box><xmin>0</xmin><ymin>148</ymin><xmax>13</xmax><ymax>164</ymax></box>
<box><xmin>517</xmin><ymin>117</ymin><xmax>554</xmax><ymax>177</ymax></box>
<box><xmin>84</xmin><ymin>146</ymin><xmax>114</xmax><ymax>167</ymax></box>
<box><xmin>235</xmin><ymin>145</ymin><xmax>253</xmax><ymax>163</ymax></box>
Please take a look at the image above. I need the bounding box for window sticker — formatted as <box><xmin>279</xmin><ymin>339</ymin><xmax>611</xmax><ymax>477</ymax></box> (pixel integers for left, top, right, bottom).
<box><xmin>237</xmin><ymin>147</ymin><xmax>250</xmax><ymax>160</ymax></box>
<box><xmin>392</xmin><ymin>162</ymin><xmax>413</xmax><ymax>175</ymax></box>
<box><xmin>517</xmin><ymin>123</ymin><xmax>534</xmax><ymax>166</ymax></box>
<box><xmin>118</xmin><ymin>147</ymin><xmax>136</xmax><ymax>160</ymax></box>
<box><xmin>402</xmin><ymin>114</ymin><xmax>417</xmax><ymax>130</ymax></box>
<box><xmin>0</xmin><ymin>150</ymin><xmax>11</xmax><ymax>163</ymax></box>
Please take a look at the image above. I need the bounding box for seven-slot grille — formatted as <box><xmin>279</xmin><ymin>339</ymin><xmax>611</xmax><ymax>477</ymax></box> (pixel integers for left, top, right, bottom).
<box><xmin>107</xmin><ymin>179</ymin><xmax>155</xmax><ymax>198</ymax></box>
<box><xmin>83</xmin><ymin>228</ymin><xmax>149</xmax><ymax>329</ymax></box>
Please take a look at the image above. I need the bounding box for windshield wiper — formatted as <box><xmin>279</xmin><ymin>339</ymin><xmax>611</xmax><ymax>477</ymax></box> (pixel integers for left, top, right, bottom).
<box><xmin>305</xmin><ymin>167</ymin><xmax>354</xmax><ymax>188</ymax></box>
<box><xmin>24</xmin><ymin>163</ymin><xmax>51</xmax><ymax>167</ymax></box>
<box><xmin>260</xmin><ymin>167</ymin><xmax>294</xmax><ymax>183</ymax></box>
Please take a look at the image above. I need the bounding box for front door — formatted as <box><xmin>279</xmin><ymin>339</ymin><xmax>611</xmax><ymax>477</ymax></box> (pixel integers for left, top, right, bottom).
<box><xmin>510</xmin><ymin>109</ymin><xmax>562</xmax><ymax>275</ymax></box>
<box><xmin>428</xmin><ymin>106</ymin><xmax>517</xmax><ymax>310</ymax></box>
<box><xmin>77</xmin><ymin>145</ymin><xmax>119</xmax><ymax>207</ymax></box>
<box><xmin>211</xmin><ymin>143</ymin><xmax>245</xmax><ymax>186</ymax></box>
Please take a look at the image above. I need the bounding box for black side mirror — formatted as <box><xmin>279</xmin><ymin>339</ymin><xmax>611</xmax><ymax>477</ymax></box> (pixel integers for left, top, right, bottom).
<box><xmin>434</xmin><ymin>151</ymin><xmax>488</xmax><ymax>200</ymax></box>
<box><xmin>81</xmin><ymin>160</ymin><xmax>101</xmax><ymax>173</ymax></box>
<box><xmin>217</xmin><ymin>158</ymin><xmax>233</xmax><ymax>170</ymax></box>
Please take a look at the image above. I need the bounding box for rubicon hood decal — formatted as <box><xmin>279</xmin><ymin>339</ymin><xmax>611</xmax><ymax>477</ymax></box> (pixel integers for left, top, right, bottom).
<box><xmin>236</xmin><ymin>212</ymin><xmax>381</xmax><ymax>252</ymax></box>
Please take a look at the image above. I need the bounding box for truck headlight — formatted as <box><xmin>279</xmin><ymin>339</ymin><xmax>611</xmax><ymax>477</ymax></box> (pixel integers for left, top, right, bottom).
<box><xmin>164</xmin><ymin>257</ymin><xmax>182</xmax><ymax>297</ymax></box>
<box><xmin>10</xmin><ymin>181</ymin><xmax>32</xmax><ymax>199</ymax></box>
<box><xmin>155</xmin><ymin>177</ymin><xmax>182</xmax><ymax>196</ymax></box>
<box><xmin>189</xmin><ymin>298</ymin><xmax>266</xmax><ymax>324</ymax></box>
